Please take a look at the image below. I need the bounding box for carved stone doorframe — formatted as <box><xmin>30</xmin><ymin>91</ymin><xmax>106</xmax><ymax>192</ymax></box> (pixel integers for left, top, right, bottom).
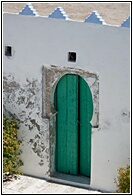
<box><xmin>42</xmin><ymin>65</ymin><xmax>99</xmax><ymax>175</ymax></box>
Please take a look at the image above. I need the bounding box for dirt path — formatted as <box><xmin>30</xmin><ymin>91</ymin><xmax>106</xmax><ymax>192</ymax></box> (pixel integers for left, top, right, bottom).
<box><xmin>3</xmin><ymin>2</ymin><xmax>130</xmax><ymax>25</ymax></box>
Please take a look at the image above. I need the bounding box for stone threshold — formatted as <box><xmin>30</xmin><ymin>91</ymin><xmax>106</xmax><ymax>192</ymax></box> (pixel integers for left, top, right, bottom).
<box><xmin>49</xmin><ymin>172</ymin><xmax>91</xmax><ymax>190</ymax></box>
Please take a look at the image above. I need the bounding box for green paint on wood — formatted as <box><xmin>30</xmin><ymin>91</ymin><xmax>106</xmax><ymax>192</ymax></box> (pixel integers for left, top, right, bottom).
<box><xmin>66</xmin><ymin>75</ymin><xmax>78</xmax><ymax>174</ymax></box>
<box><xmin>54</xmin><ymin>74</ymin><xmax>93</xmax><ymax>177</ymax></box>
<box><xmin>79</xmin><ymin>77</ymin><xmax>93</xmax><ymax>177</ymax></box>
<box><xmin>55</xmin><ymin>74</ymin><xmax>78</xmax><ymax>174</ymax></box>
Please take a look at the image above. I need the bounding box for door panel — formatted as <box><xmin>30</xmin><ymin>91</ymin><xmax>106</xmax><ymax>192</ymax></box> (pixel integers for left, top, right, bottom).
<box><xmin>55</xmin><ymin>75</ymin><xmax>67</xmax><ymax>173</ymax></box>
<box><xmin>66</xmin><ymin>75</ymin><xmax>78</xmax><ymax>174</ymax></box>
<box><xmin>79</xmin><ymin>77</ymin><xmax>93</xmax><ymax>177</ymax></box>
<box><xmin>55</xmin><ymin>74</ymin><xmax>78</xmax><ymax>174</ymax></box>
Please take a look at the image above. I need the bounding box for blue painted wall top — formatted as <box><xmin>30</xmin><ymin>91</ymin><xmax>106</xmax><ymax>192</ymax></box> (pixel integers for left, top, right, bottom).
<box><xmin>121</xmin><ymin>16</ymin><xmax>130</xmax><ymax>28</ymax></box>
<box><xmin>48</xmin><ymin>7</ymin><xmax>68</xmax><ymax>20</ymax></box>
<box><xmin>84</xmin><ymin>10</ymin><xmax>106</xmax><ymax>25</ymax></box>
<box><xmin>19</xmin><ymin>3</ymin><xmax>39</xmax><ymax>16</ymax></box>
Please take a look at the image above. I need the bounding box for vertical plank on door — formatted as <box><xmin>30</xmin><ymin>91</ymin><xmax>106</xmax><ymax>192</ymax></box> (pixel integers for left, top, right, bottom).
<box><xmin>67</xmin><ymin>75</ymin><xmax>78</xmax><ymax>174</ymax></box>
<box><xmin>55</xmin><ymin>74</ymin><xmax>78</xmax><ymax>175</ymax></box>
<box><xmin>79</xmin><ymin>77</ymin><xmax>93</xmax><ymax>177</ymax></box>
<box><xmin>56</xmin><ymin>75</ymin><xmax>67</xmax><ymax>173</ymax></box>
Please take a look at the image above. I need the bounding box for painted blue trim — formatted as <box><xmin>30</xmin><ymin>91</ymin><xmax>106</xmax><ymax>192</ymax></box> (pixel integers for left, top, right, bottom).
<box><xmin>19</xmin><ymin>3</ymin><xmax>39</xmax><ymax>16</ymax></box>
<box><xmin>121</xmin><ymin>16</ymin><xmax>130</xmax><ymax>28</ymax></box>
<box><xmin>48</xmin><ymin>7</ymin><xmax>68</xmax><ymax>20</ymax></box>
<box><xmin>84</xmin><ymin>10</ymin><xmax>106</xmax><ymax>25</ymax></box>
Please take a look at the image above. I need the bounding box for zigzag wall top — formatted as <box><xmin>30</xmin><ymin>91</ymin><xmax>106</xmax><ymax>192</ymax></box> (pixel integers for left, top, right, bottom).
<box><xmin>16</xmin><ymin>3</ymin><xmax>130</xmax><ymax>28</ymax></box>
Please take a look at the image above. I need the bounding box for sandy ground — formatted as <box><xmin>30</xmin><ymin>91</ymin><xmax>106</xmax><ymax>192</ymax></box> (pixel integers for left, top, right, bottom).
<box><xmin>3</xmin><ymin>2</ymin><xmax>130</xmax><ymax>25</ymax></box>
<box><xmin>3</xmin><ymin>175</ymin><xmax>102</xmax><ymax>194</ymax></box>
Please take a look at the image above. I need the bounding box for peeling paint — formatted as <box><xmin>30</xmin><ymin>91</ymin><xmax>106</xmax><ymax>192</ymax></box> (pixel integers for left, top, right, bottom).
<box><xmin>3</xmin><ymin>67</ymin><xmax>99</xmax><ymax>178</ymax></box>
<box><xmin>3</xmin><ymin>80</ymin><xmax>20</xmax><ymax>92</ymax></box>
<box><xmin>17</xmin><ymin>96</ymin><xmax>25</xmax><ymax>105</ymax></box>
<box><xmin>28</xmin><ymin>124</ymin><xmax>34</xmax><ymax>131</ymax></box>
<box><xmin>3</xmin><ymin>75</ymin><xmax>49</xmax><ymax>169</ymax></box>
<box><xmin>26</xmin><ymin>101</ymin><xmax>34</xmax><ymax>109</ymax></box>
<box><xmin>39</xmin><ymin>159</ymin><xmax>44</xmax><ymax>166</ymax></box>
<box><xmin>29</xmin><ymin>139</ymin><xmax>34</xmax><ymax>143</ymax></box>
<box><xmin>30</xmin><ymin>119</ymin><xmax>40</xmax><ymax>131</ymax></box>
<box><xmin>30</xmin><ymin>137</ymin><xmax>47</xmax><ymax>158</ymax></box>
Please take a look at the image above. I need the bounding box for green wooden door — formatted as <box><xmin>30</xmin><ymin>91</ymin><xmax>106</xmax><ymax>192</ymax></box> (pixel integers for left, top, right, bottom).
<box><xmin>54</xmin><ymin>74</ymin><xmax>93</xmax><ymax>177</ymax></box>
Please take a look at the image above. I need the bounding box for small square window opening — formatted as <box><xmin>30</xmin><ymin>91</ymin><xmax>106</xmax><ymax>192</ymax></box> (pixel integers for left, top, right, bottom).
<box><xmin>68</xmin><ymin>52</ymin><xmax>76</xmax><ymax>62</ymax></box>
<box><xmin>5</xmin><ymin>46</ymin><xmax>12</xmax><ymax>56</ymax></box>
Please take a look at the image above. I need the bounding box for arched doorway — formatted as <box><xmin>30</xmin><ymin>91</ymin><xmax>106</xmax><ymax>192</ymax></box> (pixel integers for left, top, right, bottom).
<box><xmin>54</xmin><ymin>74</ymin><xmax>93</xmax><ymax>177</ymax></box>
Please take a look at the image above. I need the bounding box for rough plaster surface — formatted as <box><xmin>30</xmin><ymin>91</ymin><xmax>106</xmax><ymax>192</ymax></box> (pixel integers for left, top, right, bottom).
<box><xmin>3</xmin><ymin>74</ymin><xmax>50</xmax><ymax>177</ymax></box>
<box><xmin>3</xmin><ymin>13</ymin><xmax>130</xmax><ymax>192</ymax></box>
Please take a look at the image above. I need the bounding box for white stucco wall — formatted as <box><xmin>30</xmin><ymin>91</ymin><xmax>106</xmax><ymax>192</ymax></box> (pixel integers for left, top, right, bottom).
<box><xmin>3</xmin><ymin>13</ymin><xmax>130</xmax><ymax>192</ymax></box>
